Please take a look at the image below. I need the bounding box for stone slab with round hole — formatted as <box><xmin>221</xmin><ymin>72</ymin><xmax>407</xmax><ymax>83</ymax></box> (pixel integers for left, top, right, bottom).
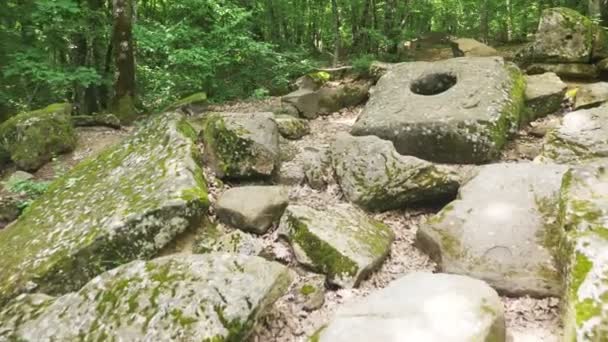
<box><xmin>351</xmin><ymin>57</ymin><xmax>526</xmax><ymax>164</ymax></box>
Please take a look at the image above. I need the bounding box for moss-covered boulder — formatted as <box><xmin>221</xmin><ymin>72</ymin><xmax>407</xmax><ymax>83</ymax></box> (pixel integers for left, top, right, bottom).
<box><xmin>331</xmin><ymin>133</ymin><xmax>460</xmax><ymax>212</ymax></box>
<box><xmin>351</xmin><ymin>57</ymin><xmax>526</xmax><ymax>164</ymax></box>
<box><xmin>278</xmin><ymin>203</ymin><xmax>394</xmax><ymax>288</ymax></box>
<box><xmin>524</xmin><ymin>73</ymin><xmax>567</xmax><ymax>120</ymax></box>
<box><xmin>166</xmin><ymin>92</ymin><xmax>208</xmax><ymax>114</ymax></box>
<box><xmin>417</xmin><ymin>163</ymin><xmax>567</xmax><ymax>297</ymax></box>
<box><xmin>573</xmin><ymin>82</ymin><xmax>608</xmax><ymax>110</ymax></box>
<box><xmin>200</xmin><ymin>112</ymin><xmax>280</xmax><ymax>179</ymax></box>
<box><xmin>193</xmin><ymin>225</ymin><xmax>264</xmax><ymax>256</ymax></box>
<box><xmin>0</xmin><ymin>103</ymin><xmax>76</xmax><ymax>171</ymax></box>
<box><xmin>518</xmin><ymin>8</ymin><xmax>605</xmax><ymax>63</ymax></box>
<box><xmin>318</xmin><ymin>272</ymin><xmax>505</xmax><ymax>342</ymax></box>
<box><xmin>540</xmin><ymin>105</ymin><xmax>608</xmax><ymax>163</ymax></box>
<box><xmin>71</xmin><ymin>113</ymin><xmax>121</xmax><ymax>129</ymax></box>
<box><xmin>274</xmin><ymin>115</ymin><xmax>310</xmax><ymax>140</ymax></box>
<box><xmin>0</xmin><ymin>253</ymin><xmax>292</xmax><ymax>341</ymax></box>
<box><xmin>558</xmin><ymin>162</ymin><xmax>608</xmax><ymax>341</ymax></box>
<box><xmin>0</xmin><ymin>112</ymin><xmax>209</xmax><ymax>306</ymax></box>
<box><xmin>317</xmin><ymin>80</ymin><xmax>371</xmax><ymax>114</ymax></box>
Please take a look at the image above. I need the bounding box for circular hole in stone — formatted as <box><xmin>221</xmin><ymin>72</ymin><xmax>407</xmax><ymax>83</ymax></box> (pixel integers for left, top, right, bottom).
<box><xmin>565</xmin><ymin>34</ymin><xmax>573</xmax><ymax>40</ymax></box>
<box><xmin>410</xmin><ymin>73</ymin><xmax>457</xmax><ymax>96</ymax></box>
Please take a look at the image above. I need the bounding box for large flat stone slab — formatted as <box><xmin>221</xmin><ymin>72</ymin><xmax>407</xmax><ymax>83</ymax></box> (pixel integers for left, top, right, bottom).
<box><xmin>351</xmin><ymin>57</ymin><xmax>525</xmax><ymax>164</ymax></box>
<box><xmin>524</xmin><ymin>72</ymin><xmax>567</xmax><ymax>120</ymax></box>
<box><xmin>417</xmin><ymin>163</ymin><xmax>567</xmax><ymax>297</ymax></box>
<box><xmin>559</xmin><ymin>162</ymin><xmax>608</xmax><ymax>341</ymax></box>
<box><xmin>0</xmin><ymin>253</ymin><xmax>291</xmax><ymax>341</ymax></box>
<box><xmin>278</xmin><ymin>203</ymin><xmax>394</xmax><ymax>288</ymax></box>
<box><xmin>0</xmin><ymin>113</ymin><xmax>209</xmax><ymax>306</ymax></box>
<box><xmin>540</xmin><ymin>105</ymin><xmax>608</xmax><ymax>163</ymax></box>
<box><xmin>318</xmin><ymin>272</ymin><xmax>505</xmax><ymax>342</ymax></box>
<box><xmin>331</xmin><ymin>132</ymin><xmax>460</xmax><ymax>211</ymax></box>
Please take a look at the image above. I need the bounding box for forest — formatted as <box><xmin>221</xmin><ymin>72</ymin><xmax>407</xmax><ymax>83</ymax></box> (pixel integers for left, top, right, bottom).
<box><xmin>0</xmin><ymin>0</ymin><xmax>605</xmax><ymax>120</ymax></box>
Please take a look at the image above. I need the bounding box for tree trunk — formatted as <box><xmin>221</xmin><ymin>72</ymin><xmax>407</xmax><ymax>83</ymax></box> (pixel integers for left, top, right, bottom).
<box><xmin>112</xmin><ymin>0</ymin><xmax>137</xmax><ymax>123</ymax></box>
<box><xmin>331</xmin><ymin>0</ymin><xmax>341</xmax><ymax>66</ymax></box>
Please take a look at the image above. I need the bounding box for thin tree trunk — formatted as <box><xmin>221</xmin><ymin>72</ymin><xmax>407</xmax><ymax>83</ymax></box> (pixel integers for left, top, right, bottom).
<box><xmin>112</xmin><ymin>0</ymin><xmax>137</xmax><ymax>122</ymax></box>
<box><xmin>331</xmin><ymin>0</ymin><xmax>341</xmax><ymax>66</ymax></box>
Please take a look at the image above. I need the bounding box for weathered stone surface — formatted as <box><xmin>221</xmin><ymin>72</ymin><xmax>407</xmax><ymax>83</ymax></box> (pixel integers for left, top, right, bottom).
<box><xmin>451</xmin><ymin>38</ymin><xmax>498</xmax><ymax>57</ymax></box>
<box><xmin>558</xmin><ymin>162</ymin><xmax>608</xmax><ymax>341</ymax></box>
<box><xmin>318</xmin><ymin>272</ymin><xmax>505</xmax><ymax>342</ymax></box>
<box><xmin>166</xmin><ymin>92</ymin><xmax>208</xmax><ymax>114</ymax></box>
<box><xmin>540</xmin><ymin>105</ymin><xmax>608</xmax><ymax>163</ymax></box>
<box><xmin>216</xmin><ymin>186</ymin><xmax>289</xmax><ymax>234</ymax></box>
<box><xmin>71</xmin><ymin>114</ymin><xmax>121</xmax><ymax>129</ymax></box>
<box><xmin>573</xmin><ymin>82</ymin><xmax>608</xmax><ymax>109</ymax></box>
<box><xmin>0</xmin><ymin>253</ymin><xmax>292</xmax><ymax>341</ymax></box>
<box><xmin>274</xmin><ymin>115</ymin><xmax>310</xmax><ymax>140</ymax></box>
<box><xmin>302</xmin><ymin>147</ymin><xmax>332</xmax><ymax>190</ymax></box>
<box><xmin>281</xmin><ymin>89</ymin><xmax>320</xmax><ymax>119</ymax></box>
<box><xmin>524</xmin><ymin>72</ymin><xmax>567</xmax><ymax>120</ymax></box>
<box><xmin>0</xmin><ymin>104</ymin><xmax>77</xmax><ymax>171</ymax></box>
<box><xmin>518</xmin><ymin>7</ymin><xmax>605</xmax><ymax>63</ymax></box>
<box><xmin>526</xmin><ymin>63</ymin><xmax>599</xmax><ymax>79</ymax></box>
<box><xmin>193</xmin><ymin>224</ymin><xmax>264</xmax><ymax>256</ymax></box>
<box><xmin>331</xmin><ymin>133</ymin><xmax>460</xmax><ymax>212</ymax></box>
<box><xmin>0</xmin><ymin>113</ymin><xmax>209</xmax><ymax>306</ymax></box>
<box><xmin>200</xmin><ymin>112</ymin><xmax>280</xmax><ymax>179</ymax></box>
<box><xmin>417</xmin><ymin>163</ymin><xmax>567</xmax><ymax>297</ymax></box>
<box><xmin>351</xmin><ymin>57</ymin><xmax>525</xmax><ymax>164</ymax></box>
<box><xmin>317</xmin><ymin>80</ymin><xmax>371</xmax><ymax>114</ymax></box>
<box><xmin>278</xmin><ymin>203</ymin><xmax>394</xmax><ymax>288</ymax></box>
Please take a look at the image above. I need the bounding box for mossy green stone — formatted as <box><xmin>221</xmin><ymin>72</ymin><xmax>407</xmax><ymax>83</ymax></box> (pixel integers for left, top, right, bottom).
<box><xmin>0</xmin><ymin>112</ymin><xmax>209</xmax><ymax>306</ymax></box>
<box><xmin>0</xmin><ymin>103</ymin><xmax>76</xmax><ymax>171</ymax></box>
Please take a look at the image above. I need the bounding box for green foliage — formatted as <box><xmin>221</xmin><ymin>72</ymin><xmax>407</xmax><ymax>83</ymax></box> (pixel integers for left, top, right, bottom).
<box><xmin>5</xmin><ymin>179</ymin><xmax>51</xmax><ymax>210</ymax></box>
<box><xmin>352</xmin><ymin>55</ymin><xmax>375</xmax><ymax>76</ymax></box>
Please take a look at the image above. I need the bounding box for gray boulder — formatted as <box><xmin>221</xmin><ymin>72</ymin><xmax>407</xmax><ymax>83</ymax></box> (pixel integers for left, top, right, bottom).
<box><xmin>216</xmin><ymin>186</ymin><xmax>289</xmax><ymax>234</ymax></box>
<box><xmin>351</xmin><ymin>57</ymin><xmax>526</xmax><ymax>164</ymax></box>
<box><xmin>318</xmin><ymin>272</ymin><xmax>505</xmax><ymax>342</ymax></box>
<box><xmin>573</xmin><ymin>82</ymin><xmax>608</xmax><ymax>109</ymax></box>
<box><xmin>302</xmin><ymin>147</ymin><xmax>332</xmax><ymax>190</ymax></box>
<box><xmin>274</xmin><ymin>115</ymin><xmax>310</xmax><ymax>140</ymax></box>
<box><xmin>558</xmin><ymin>162</ymin><xmax>608</xmax><ymax>341</ymax></box>
<box><xmin>200</xmin><ymin>112</ymin><xmax>280</xmax><ymax>179</ymax></box>
<box><xmin>526</xmin><ymin>63</ymin><xmax>599</xmax><ymax>79</ymax></box>
<box><xmin>331</xmin><ymin>133</ymin><xmax>460</xmax><ymax>211</ymax></box>
<box><xmin>0</xmin><ymin>113</ymin><xmax>209</xmax><ymax>306</ymax></box>
<box><xmin>524</xmin><ymin>72</ymin><xmax>567</xmax><ymax>120</ymax></box>
<box><xmin>540</xmin><ymin>105</ymin><xmax>608</xmax><ymax>163</ymax></box>
<box><xmin>518</xmin><ymin>7</ymin><xmax>607</xmax><ymax>63</ymax></box>
<box><xmin>278</xmin><ymin>203</ymin><xmax>394</xmax><ymax>288</ymax></box>
<box><xmin>0</xmin><ymin>253</ymin><xmax>292</xmax><ymax>341</ymax></box>
<box><xmin>451</xmin><ymin>38</ymin><xmax>498</xmax><ymax>57</ymax></box>
<box><xmin>317</xmin><ymin>80</ymin><xmax>371</xmax><ymax>114</ymax></box>
<box><xmin>417</xmin><ymin>163</ymin><xmax>567</xmax><ymax>297</ymax></box>
<box><xmin>71</xmin><ymin>114</ymin><xmax>121</xmax><ymax>129</ymax></box>
<box><xmin>281</xmin><ymin>89</ymin><xmax>320</xmax><ymax>119</ymax></box>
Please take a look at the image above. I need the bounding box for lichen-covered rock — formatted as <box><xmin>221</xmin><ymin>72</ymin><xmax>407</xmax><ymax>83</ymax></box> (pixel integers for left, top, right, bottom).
<box><xmin>518</xmin><ymin>7</ymin><xmax>604</xmax><ymax>63</ymax></box>
<box><xmin>351</xmin><ymin>57</ymin><xmax>525</xmax><ymax>164</ymax></box>
<box><xmin>331</xmin><ymin>133</ymin><xmax>460</xmax><ymax>212</ymax></box>
<box><xmin>526</xmin><ymin>63</ymin><xmax>599</xmax><ymax>79</ymax></box>
<box><xmin>281</xmin><ymin>89</ymin><xmax>320</xmax><ymax>119</ymax></box>
<box><xmin>317</xmin><ymin>80</ymin><xmax>371</xmax><ymax>114</ymax></box>
<box><xmin>71</xmin><ymin>114</ymin><xmax>121</xmax><ymax>129</ymax></box>
<box><xmin>274</xmin><ymin>115</ymin><xmax>310</xmax><ymax>140</ymax></box>
<box><xmin>573</xmin><ymin>82</ymin><xmax>608</xmax><ymax>110</ymax></box>
<box><xmin>417</xmin><ymin>163</ymin><xmax>567</xmax><ymax>297</ymax></box>
<box><xmin>302</xmin><ymin>147</ymin><xmax>332</xmax><ymax>190</ymax></box>
<box><xmin>193</xmin><ymin>225</ymin><xmax>263</xmax><ymax>256</ymax></box>
<box><xmin>318</xmin><ymin>272</ymin><xmax>505</xmax><ymax>342</ymax></box>
<box><xmin>0</xmin><ymin>253</ymin><xmax>292</xmax><ymax>341</ymax></box>
<box><xmin>450</xmin><ymin>38</ymin><xmax>498</xmax><ymax>57</ymax></box>
<box><xmin>278</xmin><ymin>203</ymin><xmax>394</xmax><ymax>288</ymax></box>
<box><xmin>558</xmin><ymin>162</ymin><xmax>608</xmax><ymax>341</ymax></box>
<box><xmin>0</xmin><ymin>112</ymin><xmax>209</xmax><ymax>306</ymax></box>
<box><xmin>540</xmin><ymin>105</ymin><xmax>608</xmax><ymax>163</ymax></box>
<box><xmin>216</xmin><ymin>186</ymin><xmax>289</xmax><ymax>234</ymax></box>
<box><xmin>0</xmin><ymin>104</ymin><xmax>77</xmax><ymax>171</ymax></box>
<box><xmin>200</xmin><ymin>112</ymin><xmax>280</xmax><ymax>179</ymax></box>
<box><xmin>524</xmin><ymin>72</ymin><xmax>567</xmax><ymax>120</ymax></box>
